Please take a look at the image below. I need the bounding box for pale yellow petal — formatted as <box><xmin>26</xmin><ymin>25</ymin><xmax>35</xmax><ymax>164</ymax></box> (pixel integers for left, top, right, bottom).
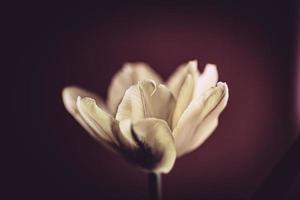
<box><xmin>166</xmin><ymin>60</ymin><xmax>199</xmax><ymax>98</ymax></box>
<box><xmin>116</xmin><ymin>119</ymin><xmax>139</xmax><ymax>149</ymax></box>
<box><xmin>62</xmin><ymin>86</ymin><xmax>110</xmax><ymax>142</ymax></box>
<box><xmin>116</xmin><ymin>80</ymin><xmax>176</xmax><ymax>126</ymax></box>
<box><xmin>184</xmin><ymin>82</ymin><xmax>229</xmax><ymax>155</ymax></box>
<box><xmin>138</xmin><ymin>81</ymin><xmax>176</xmax><ymax>125</ymax></box>
<box><xmin>122</xmin><ymin>118</ymin><xmax>176</xmax><ymax>173</ymax></box>
<box><xmin>171</xmin><ymin>74</ymin><xmax>194</xmax><ymax>129</ymax></box>
<box><xmin>115</xmin><ymin>84</ymin><xmax>145</xmax><ymax>122</ymax></box>
<box><xmin>76</xmin><ymin>97</ymin><xmax>119</xmax><ymax>148</ymax></box>
<box><xmin>62</xmin><ymin>86</ymin><xmax>108</xmax><ymax>115</ymax></box>
<box><xmin>172</xmin><ymin>82</ymin><xmax>229</xmax><ymax>157</ymax></box>
<box><xmin>194</xmin><ymin>64</ymin><xmax>218</xmax><ymax>99</ymax></box>
<box><xmin>107</xmin><ymin>63</ymin><xmax>162</xmax><ymax>114</ymax></box>
<box><xmin>129</xmin><ymin>62</ymin><xmax>162</xmax><ymax>83</ymax></box>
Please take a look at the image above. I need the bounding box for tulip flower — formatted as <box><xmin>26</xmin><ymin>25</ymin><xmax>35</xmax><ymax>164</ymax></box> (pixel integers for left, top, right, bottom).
<box><xmin>62</xmin><ymin>60</ymin><xmax>229</xmax><ymax>199</ymax></box>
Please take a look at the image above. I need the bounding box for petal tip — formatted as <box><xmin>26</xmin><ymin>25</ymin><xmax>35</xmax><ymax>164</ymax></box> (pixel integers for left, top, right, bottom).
<box><xmin>217</xmin><ymin>82</ymin><xmax>229</xmax><ymax>91</ymax></box>
<box><xmin>62</xmin><ymin>86</ymin><xmax>81</xmax><ymax>113</ymax></box>
<box><xmin>205</xmin><ymin>63</ymin><xmax>217</xmax><ymax>71</ymax></box>
<box><xmin>62</xmin><ymin>86</ymin><xmax>76</xmax><ymax>99</ymax></box>
<box><xmin>188</xmin><ymin>59</ymin><xmax>198</xmax><ymax>64</ymax></box>
<box><xmin>187</xmin><ymin>60</ymin><xmax>198</xmax><ymax>70</ymax></box>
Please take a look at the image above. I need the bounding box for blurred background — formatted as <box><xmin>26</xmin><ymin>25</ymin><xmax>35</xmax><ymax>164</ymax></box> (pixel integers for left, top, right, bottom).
<box><xmin>6</xmin><ymin>1</ymin><xmax>300</xmax><ymax>199</ymax></box>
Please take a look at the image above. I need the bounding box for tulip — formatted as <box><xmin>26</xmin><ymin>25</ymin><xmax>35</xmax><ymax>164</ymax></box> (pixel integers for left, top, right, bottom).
<box><xmin>62</xmin><ymin>60</ymin><xmax>229</xmax><ymax>199</ymax></box>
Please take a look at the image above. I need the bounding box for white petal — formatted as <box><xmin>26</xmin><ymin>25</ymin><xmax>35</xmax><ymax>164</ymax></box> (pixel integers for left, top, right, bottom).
<box><xmin>115</xmin><ymin>84</ymin><xmax>145</xmax><ymax>122</ymax></box>
<box><xmin>116</xmin><ymin>119</ymin><xmax>139</xmax><ymax>149</ymax></box>
<box><xmin>185</xmin><ymin>83</ymin><xmax>229</xmax><ymax>155</ymax></box>
<box><xmin>194</xmin><ymin>64</ymin><xmax>218</xmax><ymax>99</ymax></box>
<box><xmin>107</xmin><ymin>63</ymin><xmax>162</xmax><ymax>114</ymax></box>
<box><xmin>62</xmin><ymin>87</ymin><xmax>110</xmax><ymax>142</ymax></box>
<box><xmin>166</xmin><ymin>60</ymin><xmax>199</xmax><ymax>98</ymax></box>
<box><xmin>120</xmin><ymin>118</ymin><xmax>176</xmax><ymax>173</ymax></box>
<box><xmin>172</xmin><ymin>82</ymin><xmax>229</xmax><ymax>157</ymax></box>
<box><xmin>76</xmin><ymin>96</ymin><xmax>119</xmax><ymax>149</ymax></box>
<box><xmin>62</xmin><ymin>86</ymin><xmax>108</xmax><ymax>115</ymax></box>
<box><xmin>116</xmin><ymin>80</ymin><xmax>176</xmax><ymax>126</ymax></box>
<box><xmin>171</xmin><ymin>74</ymin><xmax>194</xmax><ymax>129</ymax></box>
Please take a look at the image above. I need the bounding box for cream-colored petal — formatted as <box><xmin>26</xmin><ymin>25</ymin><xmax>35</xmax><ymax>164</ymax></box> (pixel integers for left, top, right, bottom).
<box><xmin>62</xmin><ymin>87</ymin><xmax>111</xmax><ymax>142</ymax></box>
<box><xmin>76</xmin><ymin>96</ymin><xmax>119</xmax><ymax>148</ymax></box>
<box><xmin>138</xmin><ymin>81</ymin><xmax>176</xmax><ymax>125</ymax></box>
<box><xmin>116</xmin><ymin>119</ymin><xmax>140</xmax><ymax>150</ymax></box>
<box><xmin>184</xmin><ymin>83</ymin><xmax>229</xmax><ymax>155</ymax></box>
<box><xmin>172</xmin><ymin>82</ymin><xmax>229</xmax><ymax>157</ymax></box>
<box><xmin>115</xmin><ymin>84</ymin><xmax>145</xmax><ymax>122</ymax></box>
<box><xmin>62</xmin><ymin>86</ymin><xmax>108</xmax><ymax>115</ymax></box>
<box><xmin>194</xmin><ymin>64</ymin><xmax>218</xmax><ymax>99</ymax></box>
<box><xmin>117</xmin><ymin>118</ymin><xmax>176</xmax><ymax>173</ymax></box>
<box><xmin>116</xmin><ymin>80</ymin><xmax>176</xmax><ymax>126</ymax></box>
<box><xmin>171</xmin><ymin>74</ymin><xmax>194</xmax><ymax>129</ymax></box>
<box><xmin>107</xmin><ymin>63</ymin><xmax>162</xmax><ymax>115</ymax></box>
<box><xmin>166</xmin><ymin>60</ymin><xmax>199</xmax><ymax>98</ymax></box>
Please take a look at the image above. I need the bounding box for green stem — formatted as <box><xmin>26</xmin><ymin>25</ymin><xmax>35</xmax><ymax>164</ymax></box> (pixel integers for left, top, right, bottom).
<box><xmin>148</xmin><ymin>173</ymin><xmax>161</xmax><ymax>200</ymax></box>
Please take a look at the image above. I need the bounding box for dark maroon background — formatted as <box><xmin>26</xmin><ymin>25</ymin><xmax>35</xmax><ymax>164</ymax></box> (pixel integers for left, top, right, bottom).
<box><xmin>7</xmin><ymin>1</ymin><xmax>300</xmax><ymax>200</ymax></box>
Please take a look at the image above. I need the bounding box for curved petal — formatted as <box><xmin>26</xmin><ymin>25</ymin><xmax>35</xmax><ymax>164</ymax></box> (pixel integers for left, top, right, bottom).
<box><xmin>184</xmin><ymin>83</ymin><xmax>229</xmax><ymax>155</ymax></box>
<box><xmin>107</xmin><ymin>63</ymin><xmax>162</xmax><ymax>115</ymax></box>
<box><xmin>116</xmin><ymin>80</ymin><xmax>175</xmax><ymax>126</ymax></box>
<box><xmin>194</xmin><ymin>64</ymin><xmax>218</xmax><ymax>99</ymax></box>
<box><xmin>171</xmin><ymin>74</ymin><xmax>194</xmax><ymax>129</ymax></box>
<box><xmin>115</xmin><ymin>84</ymin><xmax>145</xmax><ymax>122</ymax></box>
<box><xmin>116</xmin><ymin>119</ymin><xmax>139</xmax><ymax>149</ymax></box>
<box><xmin>76</xmin><ymin>96</ymin><xmax>119</xmax><ymax>150</ymax></box>
<box><xmin>62</xmin><ymin>87</ymin><xmax>111</xmax><ymax>142</ymax></box>
<box><xmin>62</xmin><ymin>86</ymin><xmax>108</xmax><ymax>114</ymax></box>
<box><xmin>166</xmin><ymin>60</ymin><xmax>199</xmax><ymax>98</ymax></box>
<box><xmin>172</xmin><ymin>82</ymin><xmax>229</xmax><ymax>157</ymax></box>
<box><xmin>116</xmin><ymin>118</ymin><xmax>176</xmax><ymax>173</ymax></box>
